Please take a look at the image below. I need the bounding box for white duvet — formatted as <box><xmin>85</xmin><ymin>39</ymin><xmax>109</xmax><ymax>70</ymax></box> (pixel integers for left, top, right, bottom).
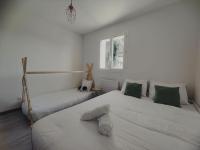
<box><xmin>32</xmin><ymin>91</ymin><xmax>200</xmax><ymax>150</ymax></box>
<box><xmin>22</xmin><ymin>89</ymin><xmax>92</xmax><ymax>121</ymax></box>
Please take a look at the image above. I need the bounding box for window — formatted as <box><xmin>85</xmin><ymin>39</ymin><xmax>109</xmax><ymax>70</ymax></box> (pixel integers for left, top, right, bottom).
<box><xmin>100</xmin><ymin>35</ymin><xmax>124</xmax><ymax>70</ymax></box>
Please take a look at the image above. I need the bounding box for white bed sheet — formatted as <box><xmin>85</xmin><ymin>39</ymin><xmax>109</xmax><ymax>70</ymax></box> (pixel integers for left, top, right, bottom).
<box><xmin>32</xmin><ymin>91</ymin><xmax>200</xmax><ymax>150</ymax></box>
<box><xmin>22</xmin><ymin>89</ymin><xmax>92</xmax><ymax>121</ymax></box>
<box><xmin>142</xmin><ymin>97</ymin><xmax>197</xmax><ymax>113</ymax></box>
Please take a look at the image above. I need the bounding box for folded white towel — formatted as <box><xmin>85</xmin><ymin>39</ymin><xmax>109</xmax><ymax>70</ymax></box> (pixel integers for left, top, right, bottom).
<box><xmin>81</xmin><ymin>104</ymin><xmax>110</xmax><ymax>121</ymax></box>
<box><xmin>98</xmin><ymin>114</ymin><xmax>113</xmax><ymax>137</ymax></box>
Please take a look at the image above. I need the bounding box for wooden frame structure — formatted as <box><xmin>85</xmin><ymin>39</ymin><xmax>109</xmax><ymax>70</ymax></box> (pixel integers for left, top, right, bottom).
<box><xmin>21</xmin><ymin>57</ymin><xmax>93</xmax><ymax>125</ymax></box>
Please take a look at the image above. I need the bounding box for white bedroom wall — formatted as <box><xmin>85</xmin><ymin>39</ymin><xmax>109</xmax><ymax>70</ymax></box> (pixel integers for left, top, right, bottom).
<box><xmin>0</xmin><ymin>0</ymin><xmax>83</xmax><ymax>112</ymax></box>
<box><xmin>195</xmin><ymin>7</ymin><xmax>200</xmax><ymax>105</ymax></box>
<box><xmin>83</xmin><ymin>0</ymin><xmax>199</xmax><ymax>98</ymax></box>
<box><xmin>195</xmin><ymin>38</ymin><xmax>200</xmax><ymax>105</ymax></box>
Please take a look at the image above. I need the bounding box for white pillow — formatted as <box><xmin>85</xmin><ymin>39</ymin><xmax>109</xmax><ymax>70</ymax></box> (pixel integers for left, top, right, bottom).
<box><xmin>121</xmin><ymin>79</ymin><xmax>147</xmax><ymax>97</ymax></box>
<box><xmin>149</xmin><ymin>81</ymin><xmax>189</xmax><ymax>105</ymax></box>
<box><xmin>81</xmin><ymin>79</ymin><xmax>93</xmax><ymax>92</ymax></box>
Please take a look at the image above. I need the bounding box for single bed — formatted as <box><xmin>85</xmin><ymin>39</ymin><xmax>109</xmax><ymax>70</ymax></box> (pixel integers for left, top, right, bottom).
<box><xmin>22</xmin><ymin>88</ymin><xmax>93</xmax><ymax>121</ymax></box>
<box><xmin>21</xmin><ymin>57</ymin><xmax>94</xmax><ymax>123</ymax></box>
<box><xmin>32</xmin><ymin>90</ymin><xmax>200</xmax><ymax>150</ymax></box>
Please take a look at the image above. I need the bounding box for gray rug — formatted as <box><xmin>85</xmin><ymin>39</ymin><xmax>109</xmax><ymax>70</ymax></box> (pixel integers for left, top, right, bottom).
<box><xmin>0</xmin><ymin>109</ymin><xmax>32</xmax><ymax>150</ymax></box>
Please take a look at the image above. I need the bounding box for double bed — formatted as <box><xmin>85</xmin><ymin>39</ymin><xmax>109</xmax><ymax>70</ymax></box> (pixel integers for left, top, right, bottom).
<box><xmin>22</xmin><ymin>89</ymin><xmax>93</xmax><ymax>121</ymax></box>
<box><xmin>32</xmin><ymin>90</ymin><xmax>200</xmax><ymax>150</ymax></box>
<box><xmin>141</xmin><ymin>97</ymin><xmax>197</xmax><ymax>112</ymax></box>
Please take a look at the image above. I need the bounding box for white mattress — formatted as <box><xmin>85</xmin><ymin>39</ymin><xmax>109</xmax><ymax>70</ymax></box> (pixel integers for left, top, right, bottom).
<box><xmin>32</xmin><ymin>91</ymin><xmax>200</xmax><ymax>150</ymax></box>
<box><xmin>22</xmin><ymin>89</ymin><xmax>92</xmax><ymax>121</ymax></box>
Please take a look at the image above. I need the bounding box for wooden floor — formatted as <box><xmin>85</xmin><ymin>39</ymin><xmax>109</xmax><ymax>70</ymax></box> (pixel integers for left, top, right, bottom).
<box><xmin>0</xmin><ymin>109</ymin><xmax>32</xmax><ymax>150</ymax></box>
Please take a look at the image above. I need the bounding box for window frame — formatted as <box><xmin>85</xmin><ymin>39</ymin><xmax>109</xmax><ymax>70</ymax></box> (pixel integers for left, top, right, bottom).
<box><xmin>99</xmin><ymin>34</ymin><xmax>126</xmax><ymax>71</ymax></box>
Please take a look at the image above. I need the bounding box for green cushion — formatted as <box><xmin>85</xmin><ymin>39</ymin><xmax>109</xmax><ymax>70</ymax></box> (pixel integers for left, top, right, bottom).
<box><xmin>124</xmin><ymin>83</ymin><xmax>142</xmax><ymax>98</ymax></box>
<box><xmin>154</xmin><ymin>85</ymin><xmax>181</xmax><ymax>107</ymax></box>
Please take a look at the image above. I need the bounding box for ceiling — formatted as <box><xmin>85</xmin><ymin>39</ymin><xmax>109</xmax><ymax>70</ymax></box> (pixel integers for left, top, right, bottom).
<box><xmin>70</xmin><ymin>0</ymin><xmax>182</xmax><ymax>34</ymax></box>
<box><xmin>4</xmin><ymin>0</ymin><xmax>182</xmax><ymax>35</ymax></box>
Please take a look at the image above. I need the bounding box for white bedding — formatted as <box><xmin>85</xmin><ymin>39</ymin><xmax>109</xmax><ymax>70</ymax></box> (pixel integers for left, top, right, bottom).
<box><xmin>32</xmin><ymin>91</ymin><xmax>200</xmax><ymax>150</ymax></box>
<box><xmin>142</xmin><ymin>97</ymin><xmax>197</xmax><ymax>113</ymax></box>
<box><xmin>22</xmin><ymin>89</ymin><xmax>92</xmax><ymax>121</ymax></box>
